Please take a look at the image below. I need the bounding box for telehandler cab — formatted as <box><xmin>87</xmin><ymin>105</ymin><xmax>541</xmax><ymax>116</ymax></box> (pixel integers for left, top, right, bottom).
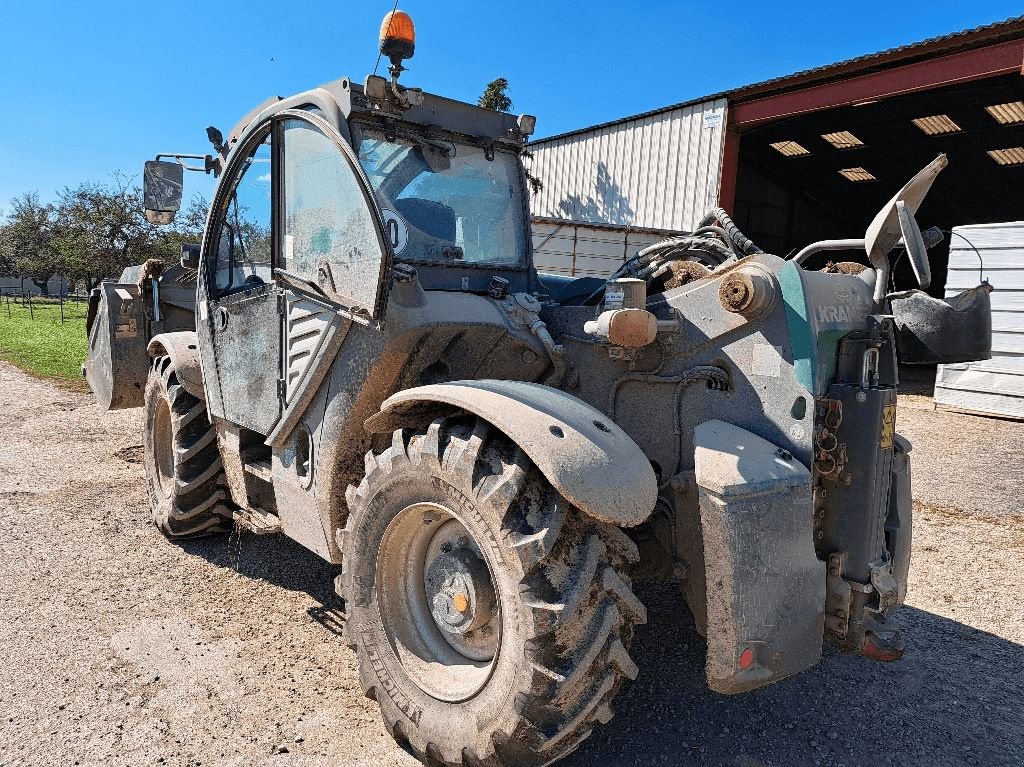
<box><xmin>83</xmin><ymin>11</ymin><xmax>992</xmax><ymax>766</ymax></box>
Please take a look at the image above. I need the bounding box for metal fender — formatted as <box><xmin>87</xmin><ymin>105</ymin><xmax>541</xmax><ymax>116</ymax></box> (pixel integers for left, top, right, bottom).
<box><xmin>364</xmin><ymin>380</ymin><xmax>658</xmax><ymax>527</ymax></box>
<box><xmin>147</xmin><ymin>331</ymin><xmax>205</xmax><ymax>401</ymax></box>
<box><xmin>694</xmin><ymin>420</ymin><xmax>825</xmax><ymax>694</ymax></box>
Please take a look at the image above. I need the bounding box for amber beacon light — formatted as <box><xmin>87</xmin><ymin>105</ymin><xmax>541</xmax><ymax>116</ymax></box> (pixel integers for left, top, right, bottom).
<box><xmin>379</xmin><ymin>10</ymin><xmax>415</xmax><ymax>64</ymax></box>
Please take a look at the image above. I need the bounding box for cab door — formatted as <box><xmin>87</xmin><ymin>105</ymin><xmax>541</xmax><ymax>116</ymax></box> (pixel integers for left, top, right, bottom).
<box><xmin>274</xmin><ymin>111</ymin><xmax>392</xmax><ymax>414</ymax></box>
<box><xmin>200</xmin><ymin>128</ymin><xmax>280</xmax><ymax>434</ymax></box>
<box><xmin>197</xmin><ymin>110</ymin><xmax>391</xmax><ymax>437</ymax></box>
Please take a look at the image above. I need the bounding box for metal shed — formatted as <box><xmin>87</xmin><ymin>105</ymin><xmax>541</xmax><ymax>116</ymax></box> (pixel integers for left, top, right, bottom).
<box><xmin>935</xmin><ymin>222</ymin><xmax>1024</xmax><ymax>419</ymax></box>
<box><xmin>527</xmin><ymin>17</ymin><xmax>1024</xmax><ymax>298</ymax></box>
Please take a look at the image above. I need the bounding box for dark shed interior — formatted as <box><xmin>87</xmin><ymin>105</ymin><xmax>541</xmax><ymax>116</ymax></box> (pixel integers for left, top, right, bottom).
<box><xmin>732</xmin><ymin>73</ymin><xmax>1024</xmax><ymax>295</ymax></box>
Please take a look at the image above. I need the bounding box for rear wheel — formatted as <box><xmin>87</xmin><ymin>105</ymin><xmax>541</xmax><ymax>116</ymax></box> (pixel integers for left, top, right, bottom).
<box><xmin>341</xmin><ymin>415</ymin><xmax>645</xmax><ymax>766</ymax></box>
<box><xmin>142</xmin><ymin>356</ymin><xmax>231</xmax><ymax>538</ymax></box>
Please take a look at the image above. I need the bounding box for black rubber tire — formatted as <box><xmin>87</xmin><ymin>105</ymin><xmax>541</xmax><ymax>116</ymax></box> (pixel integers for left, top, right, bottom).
<box><xmin>142</xmin><ymin>356</ymin><xmax>231</xmax><ymax>539</ymax></box>
<box><xmin>340</xmin><ymin>415</ymin><xmax>645</xmax><ymax>767</ymax></box>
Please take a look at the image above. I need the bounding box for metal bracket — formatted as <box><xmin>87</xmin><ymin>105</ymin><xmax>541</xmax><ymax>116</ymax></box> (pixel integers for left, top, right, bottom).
<box><xmin>233</xmin><ymin>507</ymin><xmax>283</xmax><ymax>536</ymax></box>
<box><xmin>870</xmin><ymin>560</ymin><xmax>900</xmax><ymax>616</ymax></box>
<box><xmin>814</xmin><ymin>397</ymin><xmax>847</xmax><ymax>480</ymax></box>
<box><xmin>824</xmin><ymin>552</ymin><xmax>852</xmax><ymax>639</ymax></box>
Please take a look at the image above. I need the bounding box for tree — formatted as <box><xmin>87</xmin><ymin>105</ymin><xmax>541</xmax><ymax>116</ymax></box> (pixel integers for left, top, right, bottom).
<box><xmin>0</xmin><ymin>192</ymin><xmax>60</xmax><ymax>294</ymax></box>
<box><xmin>52</xmin><ymin>177</ymin><xmax>208</xmax><ymax>291</ymax></box>
<box><xmin>0</xmin><ymin>178</ymin><xmax>210</xmax><ymax>294</ymax></box>
<box><xmin>478</xmin><ymin>77</ymin><xmax>513</xmax><ymax>113</ymax></box>
<box><xmin>477</xmin><ymin>77</ymin><xmax>543</xmax><ymax>194</ymax></box>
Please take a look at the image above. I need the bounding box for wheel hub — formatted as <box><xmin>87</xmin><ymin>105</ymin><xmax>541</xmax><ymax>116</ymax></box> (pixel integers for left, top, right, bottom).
<box><xmin>375</xmin><ymin>502</ymin><xmax>502</xmax><ymax>701</ymax></box>
<box><xmin>426</xmin><ymin>547</ymin><xmax>495</xmax><ymax>635</ymax></box>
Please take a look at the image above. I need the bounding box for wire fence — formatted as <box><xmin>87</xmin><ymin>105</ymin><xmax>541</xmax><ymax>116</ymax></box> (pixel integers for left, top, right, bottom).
<box><xmin>0</xmin><ymin>290</ymin><xmax>90</xmax><ymax>324</ymax></box>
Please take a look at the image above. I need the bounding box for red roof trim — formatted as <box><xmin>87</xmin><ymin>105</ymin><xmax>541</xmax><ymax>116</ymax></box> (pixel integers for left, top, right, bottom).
<box><xmin>731</xmin><ymin>39</ymin><xmax>1024</xmax><ymax>127</ymax></box>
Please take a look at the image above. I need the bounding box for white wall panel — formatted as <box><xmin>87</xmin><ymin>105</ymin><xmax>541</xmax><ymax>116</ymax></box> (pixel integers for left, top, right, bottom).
<box><xmin>526</xmin><ymin>100</ymin><xmax>728</xmax><ymax>232</ymax></box>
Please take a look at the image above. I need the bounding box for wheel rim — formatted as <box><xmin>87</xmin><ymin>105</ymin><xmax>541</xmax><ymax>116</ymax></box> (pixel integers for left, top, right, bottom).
<box><xmin>153</xmin><ymin>398</ymin><xmax>175</xmax><ymax>498</ymax></box>
<box><xmin>376</xmin><ymin>501</ymin><xmax>502</xmax><ymax>702</ymax></box>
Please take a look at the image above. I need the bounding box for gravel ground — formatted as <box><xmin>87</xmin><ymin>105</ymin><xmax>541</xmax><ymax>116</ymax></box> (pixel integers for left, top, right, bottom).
<box><xmin>1</xmin><ymin>360</ymin><xmax>1022</xmax><ymax>767</ymax></box>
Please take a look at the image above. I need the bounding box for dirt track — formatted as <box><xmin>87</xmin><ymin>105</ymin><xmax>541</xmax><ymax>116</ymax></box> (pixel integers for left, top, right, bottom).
<box><xmin>1</xmin><ymin>360</ymin><xmax>1022</xmax><ymax>767</ymax></box>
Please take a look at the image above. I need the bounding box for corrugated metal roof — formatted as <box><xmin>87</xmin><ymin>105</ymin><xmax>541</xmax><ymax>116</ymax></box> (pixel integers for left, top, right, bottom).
<box><xmin>531</xmin><ymin>15</ymin><xmax>1024</xmax><ymax>147</ymax></box>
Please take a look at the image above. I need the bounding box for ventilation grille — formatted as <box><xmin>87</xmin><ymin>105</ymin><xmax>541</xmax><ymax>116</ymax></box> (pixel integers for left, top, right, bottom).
<box><xmin>821</xmin><ymin>131</ymin><xmax>864</xmax><ymax>149</ymax></box>
<box><xmin>986</xmin><ymin>101</ymin><xmax>1024</xmax><ymax>125</ymax></box>
<box><xmin>285</xmin><ymin>296</ymin><xmax>332</xmax><ymax>402</ymax></box>
<box><xmin>911</xmin><ymin>115</ymin><xmax>961</xmax><ymax>135</ymax></box>
<box><xmin>770</xmin><ymin>140</ymin><xmax>810</xmax><ymax>157</ymax></box>
<box><xmin>838</xmin><ymin>167</ymin><xmax>876</xmax><ymax>182</ymax></box>
<box><xmin>987</xmin><ymin>147</ymin><xmax>1024</xmax><ymax>166</ymax></box>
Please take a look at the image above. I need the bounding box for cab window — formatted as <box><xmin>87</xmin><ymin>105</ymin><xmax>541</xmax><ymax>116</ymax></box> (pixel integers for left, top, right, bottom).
<box><xmin>355</xmin><ymin>125</ymin><xmax>527</xmax><ymax>267</ymax></box>
<box><xmin>282</xmin><ymin>118</ymin><xmax>386</xmax><ymax>313</ymax></box>
<box><xmin>213</xmin><ymin>134</ymin><xmax>273</xmax><ymax>294</ymax></box>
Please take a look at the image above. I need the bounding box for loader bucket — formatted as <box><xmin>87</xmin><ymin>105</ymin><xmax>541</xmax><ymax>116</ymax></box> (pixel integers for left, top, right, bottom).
<box><xmin>888</xmin><ymin>282</ymin><xmax>993</xmax><ymax>364</ymax></box>
<box><xmin>82</xmin><ymin>281</ymin><xmax>150</xmax><ymax>410</ymax></box>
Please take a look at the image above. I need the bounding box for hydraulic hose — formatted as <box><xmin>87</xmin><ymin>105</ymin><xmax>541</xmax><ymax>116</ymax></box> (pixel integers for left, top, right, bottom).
<box><xmin>579</xmin><ymin>208</ymin><xmax>764</xmax><ymax>306</ymax></box>
<box><xmin>699</xmin><ymin>207</ymin><xmax>763</xmax><ymax>256</ymax></box>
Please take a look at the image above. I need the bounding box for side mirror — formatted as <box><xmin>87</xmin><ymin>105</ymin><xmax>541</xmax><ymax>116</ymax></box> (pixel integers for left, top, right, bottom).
<box><xmin>896</xmin><ymin>200</ymin><xmax>931</xmax><ymax>290</ymax></box>
<box><xmin>143</xmin><ymin>160</ymin><xmax>183</xmax><ymax>225</ymax></box>
<box><xmin>864</xmin><ymin>154</ymin><xmax>947</xmax><ymax>269</ymax></box>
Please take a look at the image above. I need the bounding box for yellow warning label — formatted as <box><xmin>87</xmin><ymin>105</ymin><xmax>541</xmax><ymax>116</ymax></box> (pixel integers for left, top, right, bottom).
<box><xmin>880</xmin><ymin>404</ymin><xmax>896</xmax><ymax>450</ymax></box>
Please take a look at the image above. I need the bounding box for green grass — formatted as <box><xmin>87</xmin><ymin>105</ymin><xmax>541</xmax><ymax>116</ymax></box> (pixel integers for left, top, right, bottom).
<box><xmin>0</xmin><ymin>298</ymin><xmax>89</xmax><ymax>385</ymax></box>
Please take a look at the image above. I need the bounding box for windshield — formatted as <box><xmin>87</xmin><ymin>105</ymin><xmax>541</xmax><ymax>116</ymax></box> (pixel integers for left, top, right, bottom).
<box><xmin>355</xmin><ymin>126</ymin><xmax>527</xmax><ymax>267</ymax></box>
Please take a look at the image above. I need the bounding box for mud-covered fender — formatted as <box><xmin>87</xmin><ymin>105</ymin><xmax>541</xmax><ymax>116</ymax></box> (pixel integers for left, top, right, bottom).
<box><xmin>147</xmin><ymin>331</ymin><xmax>205</xmax><ymax>401</ymax></box>
<box><xmin>694</xmin><ymin>420</ymin><xmax>825</xmax><ymax>694</ymax></box>
<box><xmin>364</xmin><ymin>380</ymin><xmax>658</xmax><ymax>527</ymax></box>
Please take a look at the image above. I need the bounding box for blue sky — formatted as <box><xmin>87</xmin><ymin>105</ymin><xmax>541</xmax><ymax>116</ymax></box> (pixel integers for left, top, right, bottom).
<box><xmin>1</xmin><ymin>1</ymin><xmax>1020</xmax><ymax>208</ymax></box>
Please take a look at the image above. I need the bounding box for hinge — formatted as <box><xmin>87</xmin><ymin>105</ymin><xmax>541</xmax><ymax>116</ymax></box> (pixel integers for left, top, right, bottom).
<box><xmin>277</xmin><ymin>378</ymin><xmax>286</xmax><ymax>401</ymax></box>
<box><xmin>276</xmin><ymin>291</ymin><xmax>286</xmax><ymax>314</ymax></box>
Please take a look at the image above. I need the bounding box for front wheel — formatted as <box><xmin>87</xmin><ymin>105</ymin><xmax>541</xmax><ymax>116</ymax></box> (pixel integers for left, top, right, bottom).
<box><xmin>142</xmin><ymin>356</ymin><xmax>231</xmax><ymax>538</ymax></box>
<box><xmin>341</xmin><ymin>415</ymin><xmax>646</xmax><ymax>766</ymax></box>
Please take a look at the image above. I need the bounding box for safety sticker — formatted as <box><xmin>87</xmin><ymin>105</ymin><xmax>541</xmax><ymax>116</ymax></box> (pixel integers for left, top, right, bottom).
<box><xmin>880</xmin><ymin>404</ymin><xmax>896</xmax><ymax>450</ymax></box>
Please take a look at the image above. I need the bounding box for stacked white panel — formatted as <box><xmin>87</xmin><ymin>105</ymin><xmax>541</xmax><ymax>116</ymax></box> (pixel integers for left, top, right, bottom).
<box><xmin>935</xmin><ymin>222</ymin><xmax>1024</xmax><ymax>419</ymax></box>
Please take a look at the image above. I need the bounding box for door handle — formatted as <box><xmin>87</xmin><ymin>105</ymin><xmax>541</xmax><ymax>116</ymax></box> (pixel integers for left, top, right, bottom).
<box><xmin>216</xmin><ymin>306</ymin><xmax>229</xmax><ymax>331</ymax></box>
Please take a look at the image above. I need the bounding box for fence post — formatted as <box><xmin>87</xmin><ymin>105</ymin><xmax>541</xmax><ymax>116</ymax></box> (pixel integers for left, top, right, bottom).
<box><xmin>60</xmin><ymin>292</ymin><xmax>65</xmax><ymax>324</ymax></box>
<box><xmin>27</xmin><ymin>293</ymin><xmax>34</xmax><ymax>320</ymax></box>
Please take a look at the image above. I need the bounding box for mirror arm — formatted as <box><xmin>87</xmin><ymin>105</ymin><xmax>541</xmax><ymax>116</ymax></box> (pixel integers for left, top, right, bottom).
<box><xmin>154</xmin><ymin>153</ymin><xmax>217</xmax><ymax>175</ymax></box>
<box><xmin>791</xmin><ymin>238</ymin><xmax>866</xmax><ymax>265</ymax></box>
